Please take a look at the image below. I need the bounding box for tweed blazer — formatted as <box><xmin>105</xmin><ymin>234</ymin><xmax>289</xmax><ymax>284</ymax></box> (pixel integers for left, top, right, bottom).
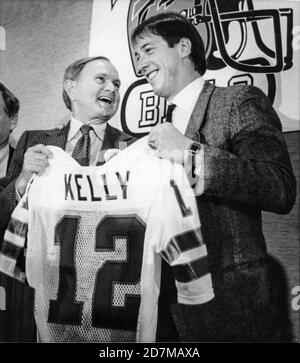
<box><xmin>157</xmin><ymin>81</ymin><xmax>296</xmax><ymax>342</ymax></box>
<box><xmin>0</xmin><ymin>122</ymin><xmax>135</xmax><ymax>244</ymax></box>
<box><xmin>183</xmin><ymin>81</ymin><xmax>296</xmax><ymax>270</ymax></box>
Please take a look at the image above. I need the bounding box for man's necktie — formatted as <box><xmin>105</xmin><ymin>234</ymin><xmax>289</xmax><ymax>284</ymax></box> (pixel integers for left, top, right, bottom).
<box><xmin>72</xmin><ymin>125</ymin><xmax>92</xmax><ymax>166</ymax></box>
<box><xmin>165</xmin><ymin>103</ymin><xmax>176</xmax><ymax>123</ymax></box>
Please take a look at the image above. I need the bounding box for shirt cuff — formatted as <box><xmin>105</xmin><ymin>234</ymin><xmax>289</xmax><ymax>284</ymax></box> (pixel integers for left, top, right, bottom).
<box><xmin>193</xmin><ymin>149</ymin><xmax>205</xmax><ymax>196</ymax></box>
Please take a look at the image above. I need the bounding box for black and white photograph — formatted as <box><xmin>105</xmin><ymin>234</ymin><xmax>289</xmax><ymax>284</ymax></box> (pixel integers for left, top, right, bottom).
<box><xmin>0</xmin><ymin>0</ymin><xmax>299</xmax><ymax>349</ymax></box>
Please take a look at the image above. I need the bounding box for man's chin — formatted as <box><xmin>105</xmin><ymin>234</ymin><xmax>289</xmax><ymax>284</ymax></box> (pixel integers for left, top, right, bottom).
<box><xmin>151</xmin><ymin>84</ymin><xmax>163</xmax><ymax>97</ymax></box>
<box><xmin>96</xmin><ymin>106</ymin><xmax>117</xmax><ymax>120</ymax></box>
<box><xmin>99</xmin><ymin>112</ymin><xmax>117</xmax><ymax>122</ymax></box>
<box><xmin>152</xmin><ymin>87</ymin><xmax>166</xmax><ymax>98</ymax></box>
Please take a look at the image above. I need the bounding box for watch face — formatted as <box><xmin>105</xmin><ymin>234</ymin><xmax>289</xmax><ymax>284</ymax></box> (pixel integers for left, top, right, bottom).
<box><xmin>189</xmin><ymin>143</ymin><xmax>201</xmax><ymax>154</ymax></box>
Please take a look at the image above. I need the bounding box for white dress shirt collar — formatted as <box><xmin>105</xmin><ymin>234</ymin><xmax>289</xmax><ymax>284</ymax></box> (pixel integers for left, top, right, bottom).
<box><xmin>68</xmin><ymin>116</ymin><xmax>107</xmax><ymax>141</ymax></box>
<box><xmin>171</xmin><ymin>77</ymin><xmax>204</xmax><ymax>112</ymax></box>
<box><xmin>168</xmin><ymin>77</ymin><xmax>204</xmax><ymax>134</ymax></box>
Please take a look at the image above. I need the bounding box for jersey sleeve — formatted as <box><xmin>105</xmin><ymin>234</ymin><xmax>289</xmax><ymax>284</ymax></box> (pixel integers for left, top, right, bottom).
<box><xmin>0</xmin><ymin>182</ymin><xmax>32</xmax><ymax>282</ymax></box>
<box><xmin>0</xmin><ymin>147</ymin><xmax>75</xmax><ymax>282</ymax></box>
<box><xmin>151</xmin><ymin>162</ymin><xmax>214</xmax><ymax>305</ymax></box>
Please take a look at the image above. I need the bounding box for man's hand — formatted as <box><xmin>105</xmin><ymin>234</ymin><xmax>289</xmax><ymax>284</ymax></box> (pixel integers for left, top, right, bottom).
<box><xmin>16</xmin><ymin>144</ymin><xmax>53</xmax><ymax>197</ymax></box>
<box><xmin>148</xmin><ymin>123</ymin><xmax>192</xmax><ymax>164</ymax></box>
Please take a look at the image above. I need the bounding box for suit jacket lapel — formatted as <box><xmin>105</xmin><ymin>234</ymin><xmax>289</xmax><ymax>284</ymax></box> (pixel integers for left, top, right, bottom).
<box><xmin>185</xmin><ymin>81</ymin><xmax>215</xmax><ymax>141</ymax></box>
<box><xmin>6</xmin><ymin>145</ymin><xmax>14</xmax><ymax>172</ymax></box>
<box><xmin>96</xmin><ymin>123</ymin><xmax>119</xmax><ymax>165</ymax></box>
<box><xmin>43</xmin><ymin>122</ymin><xmax>70</xmax><ymax>148</ymax></box>
<box><xmin>101</xmin><ymin>123</ymin><xmax>119</xmax><ymax>150</ymax></box>
<box><xmin>8</xmin><ymin>145</ymin><xmax>14</xmax><ymax>162</ymax></box>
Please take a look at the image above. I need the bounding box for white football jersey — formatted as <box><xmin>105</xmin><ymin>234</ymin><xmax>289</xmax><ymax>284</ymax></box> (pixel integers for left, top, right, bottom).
<box><xmin>0</xmin><ymin>137</ymin><xmax>214</xmax><ymax>342</ymax></box>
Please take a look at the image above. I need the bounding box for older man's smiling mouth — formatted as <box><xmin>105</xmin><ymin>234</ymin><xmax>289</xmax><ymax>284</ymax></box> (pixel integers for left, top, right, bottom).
<box><xmin>97</xmin><ymin>96</ymin><xmax>113</xmax><ymax>104</ymax></box>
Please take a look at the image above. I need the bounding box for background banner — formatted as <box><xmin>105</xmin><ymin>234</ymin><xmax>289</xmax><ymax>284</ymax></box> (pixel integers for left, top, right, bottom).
<box><xmin>90</xmin><ymin>0</ymin><xmax>300</xmax><ymax>135</ymax></box>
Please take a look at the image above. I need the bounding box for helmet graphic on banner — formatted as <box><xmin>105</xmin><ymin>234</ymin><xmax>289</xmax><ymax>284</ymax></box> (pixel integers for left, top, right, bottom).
<box><xmin>127</xmin><ymin>0</ymin><xmax>293</xmax><ymax>76</ymax></box>
<box><xmin>121</xmin><ymin>0</ymin><xmax>294</xmax><ymax>137</ymax></box>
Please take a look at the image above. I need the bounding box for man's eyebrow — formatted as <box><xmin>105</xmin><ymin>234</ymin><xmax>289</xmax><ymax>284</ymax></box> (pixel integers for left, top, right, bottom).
<box><xmin>95</xmin><ymin>72</ymin><xmax>106</xmax><ymax>77</ymax></box>
<box><xmin>141</xmin><ymin>42</ymin><xmax>152</xmax><ymax>50</ymax></box>
<box><xmin>95</xmin><ymin>73</ymin><xmax>121</xmax><ymax>85</ymax></box>
<box><xmin>135</xmin><ymin>42</ymin><xmax>152</xmax><ymax>51</ymax></box>
<box><xmin>134</xmin><ymin>42</ymin><xmax>152</xmax><ymax>57</ymax></box>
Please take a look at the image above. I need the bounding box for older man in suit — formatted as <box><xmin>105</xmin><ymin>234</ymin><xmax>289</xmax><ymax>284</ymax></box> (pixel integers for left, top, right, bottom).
<box><xmin>0</xmin><ymin>56</ymin><xmax>134</xmax><ymax>245</ymax></box>
<box><xmin>131</xmin><ymin>12</ymin><xmax>296</xmax><ymax>342</ymax></box>
<box><xmin>0</xmin><ymin>83</ymin><xmax>19</xmax><ymax>178</ymax></box>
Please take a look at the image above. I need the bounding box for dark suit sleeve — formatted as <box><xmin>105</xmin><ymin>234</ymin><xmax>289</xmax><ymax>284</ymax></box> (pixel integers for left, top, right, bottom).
<box><xmin>0</xmin><ymin>131</ymin><xmax>29</xmax><ymax>245</ymax></box>
<box><xmin>202</xmin><ymin>86</ymin><xmax>296</xmax><ymax>214</ymax></box>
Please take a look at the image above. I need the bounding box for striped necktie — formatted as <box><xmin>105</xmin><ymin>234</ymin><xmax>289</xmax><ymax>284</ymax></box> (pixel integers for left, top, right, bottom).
<box><xmin>165</xmin><ymin>103</ymin><xmax>176</xmax><ymax>123</ymax></box>
<box><xmin>72</xmin><ymin>125</ymin><xmax>92</xmax><ymax>166</ymax></box>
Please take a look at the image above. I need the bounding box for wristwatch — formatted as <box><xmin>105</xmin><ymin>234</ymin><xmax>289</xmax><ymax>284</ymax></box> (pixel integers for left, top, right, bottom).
<box><xmin>188</xmin><ymin>142</ymin><xmax>202</xmax><ymax>156</ymax></box>
<box><xmin>188</xmin><ymin>142</ymin><xmax>202</xmax><ymax>178</ymax></box>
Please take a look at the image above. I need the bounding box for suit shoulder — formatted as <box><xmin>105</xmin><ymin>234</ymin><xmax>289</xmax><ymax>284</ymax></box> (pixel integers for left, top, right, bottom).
<box><xmin>109</xmin><ymin>125</ymin><xmax>137</xmax><ymax>143</ymax></box>
<box><xmin>19</xmin><ymin>126</ymin><xmax>61</xmax><ymax>137</ymax></box>
<box><xmin>215</xmin><ymin>83</ymin><xmax>264</xmax><ymax>96</ymax></box>
<box><xmin>15</xmin><ymin>126</ymin><xmax>64</xmax><ymax>149</ymax></box>
<box><xmin>214</xmin><ymin>84</ymin><xmax>269</xmax><ymax>105</ymax></box>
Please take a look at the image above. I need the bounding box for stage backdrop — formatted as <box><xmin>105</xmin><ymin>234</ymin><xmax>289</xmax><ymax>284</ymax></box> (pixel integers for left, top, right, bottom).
<box><xmin>0</xmin><ymin>0</ymin><xmax>299</xmax><ymax>140</ymax></box>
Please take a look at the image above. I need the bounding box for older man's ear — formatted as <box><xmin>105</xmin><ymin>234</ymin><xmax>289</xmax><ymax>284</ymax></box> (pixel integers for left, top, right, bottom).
<box><xmin>10</xmin><ymin>114</ymin><xmax>18</xmax><ymax>133</ymax></box>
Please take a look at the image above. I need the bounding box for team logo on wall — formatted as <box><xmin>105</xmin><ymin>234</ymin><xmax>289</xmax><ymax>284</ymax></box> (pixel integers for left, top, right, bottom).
<box><xmin>120</xmin><ymin>0</ymin><xmax>294</xmax><ymax>137</ymax></box>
